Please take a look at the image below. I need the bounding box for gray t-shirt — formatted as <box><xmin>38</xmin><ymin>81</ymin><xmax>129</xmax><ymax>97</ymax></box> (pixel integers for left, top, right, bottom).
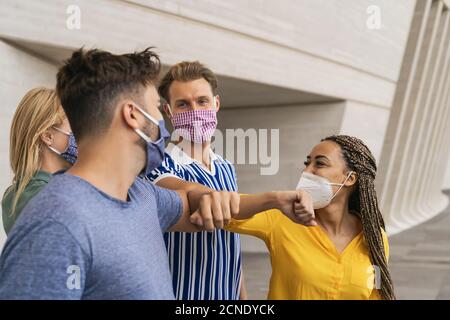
<box><xmin>0</xmin><ymin>173</ymin><xmax>182</xmax><ymax>299</ymax></box>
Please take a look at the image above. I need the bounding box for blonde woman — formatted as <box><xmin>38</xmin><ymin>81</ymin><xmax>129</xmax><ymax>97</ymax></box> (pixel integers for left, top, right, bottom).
<box><xmin>2</xmin><ymin>87</ymin><xmax>77</xmax><ymax>234</ymax></box>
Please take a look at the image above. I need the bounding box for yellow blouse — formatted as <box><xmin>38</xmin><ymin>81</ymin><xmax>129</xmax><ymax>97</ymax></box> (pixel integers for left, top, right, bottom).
<box><xmin>226</xmin><ymin>209</ymin><xmax>389</xmax><ymax>300</ymax></box>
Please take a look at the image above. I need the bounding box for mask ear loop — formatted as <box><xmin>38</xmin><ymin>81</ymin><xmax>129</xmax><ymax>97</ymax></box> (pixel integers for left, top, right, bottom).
<box><xmin>47</xmin><ymin>145</ymin><xmax>62</xmax><ymax>155</ymax></box>
<box><xmin>133</xmin><ymin>104</ymin><xmax>159</xmax><ymax>126</ymax></box>
<box><xmin>164</xmin><ymin>102</ymin><xmax>173</xmax><ymax>117</ymax></box>
<box><xmin>329</xmin><ymin>171</ymin><xmax>354</xmax><ymax>201</ymax></box>
<box><xmin>48</xmin><ymin>126</ymin><xmax>71</xmax><ymax>155</ymax></box>
<box><xmin>133</xmin><ymin>103</ymin><xmax>161</xmax><ymax>143</ymax></box>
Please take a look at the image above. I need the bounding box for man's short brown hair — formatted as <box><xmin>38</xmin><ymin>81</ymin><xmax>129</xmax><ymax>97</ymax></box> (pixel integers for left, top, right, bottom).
<box><xmin>158</xmin><ymin>61</ymin><xmax>218</xmax><ymax>103</ymax></box>
<box><xmin>56</xmin><ymin>47</ymin><xmax>161</xmax><ymax>141</ymax></box>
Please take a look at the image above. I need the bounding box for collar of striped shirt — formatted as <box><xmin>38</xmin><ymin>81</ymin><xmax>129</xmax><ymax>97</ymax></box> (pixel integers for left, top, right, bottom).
<box><xmin>166</xmin><ymin>142</ymin><xmax>219</xmax><ymax>165</ymax></box>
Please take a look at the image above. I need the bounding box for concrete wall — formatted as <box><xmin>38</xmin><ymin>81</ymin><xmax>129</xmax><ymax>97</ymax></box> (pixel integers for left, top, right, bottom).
<box><xmin>340</xmin><ymin>101</ymin><xmax>391</xmax><ymax>162</ymax></box>
<box><xmin>444</xmin><ymin>153</ymin><xmax>450</xmax><ymax>190</ymax></box>
<box><xmin>377</xmin><ymin>0</ymin><xmax>450</xmax><ymax>234</ymax></box>
<box><xmin>0</xmin><ymin>41</ymin><xmax>58</xmax><ymax>246</ymax></box>
<box><xmin>0</xmin><ymin>0</ymin><xmax>414</xmax><ymax>108</ymax></box>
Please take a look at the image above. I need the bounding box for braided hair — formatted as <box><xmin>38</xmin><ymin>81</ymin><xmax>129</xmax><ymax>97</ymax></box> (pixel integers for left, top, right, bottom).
<box><xmin>322</xmin><ymin>135</ymin><xmax>395</xmax><ymax>300</ymax></box>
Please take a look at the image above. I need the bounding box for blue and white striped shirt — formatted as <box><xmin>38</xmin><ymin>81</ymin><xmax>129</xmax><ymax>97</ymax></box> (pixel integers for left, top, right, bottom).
<box><xmin>147</xmin><ymin>143</ymin><xmax>242</xmax><ymax>300</ymax></box>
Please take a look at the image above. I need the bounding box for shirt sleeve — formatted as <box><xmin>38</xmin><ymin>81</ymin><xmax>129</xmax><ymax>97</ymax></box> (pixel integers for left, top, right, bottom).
<box><xmin>150</xmin><ymin>183</ymin><xmax>183</xmax><ymax>232</ymax></box>
<box><xmin>146</xmin><ymin>153</ymin><xmax>185</xmax><ymax>183</ymax></box>
<box><xmin>0</xmin><ymin>219</ymin><xmax>89</xmax><ymax>299</ymax></box>
<box><xmin>224</xmin><ymin>208</ymin><xmax>281</xmax><ymax>244</ymax></box>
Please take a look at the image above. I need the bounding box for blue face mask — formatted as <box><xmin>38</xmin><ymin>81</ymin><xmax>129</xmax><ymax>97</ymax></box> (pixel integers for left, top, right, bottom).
<box><xmin>133</xmin><ymin>104</ymin><xmax>170</xmax><ymax>176</ymax></box>
<box><xmin>48</xmin><ymin>127</ymin><xmax>78</xmax><ymax>164</ymax></box>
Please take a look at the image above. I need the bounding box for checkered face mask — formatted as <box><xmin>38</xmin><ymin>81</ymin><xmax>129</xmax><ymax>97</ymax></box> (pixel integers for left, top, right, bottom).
<box><xmin>170</xmin><ymin>104</ymin><xmax>218</xmax><ymax>143</ymax></box>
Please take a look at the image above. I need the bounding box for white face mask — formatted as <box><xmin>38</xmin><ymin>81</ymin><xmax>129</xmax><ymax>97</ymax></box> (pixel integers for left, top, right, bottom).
<box><xmin>296</xmin><ymin>171</ymin><xmax>353</xmax><ymax>209</ymax></box>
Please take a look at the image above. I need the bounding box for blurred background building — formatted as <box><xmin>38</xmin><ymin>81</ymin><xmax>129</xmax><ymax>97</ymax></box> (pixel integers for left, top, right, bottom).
<box><xmin>1</xmin><ymin>0</ymin><xmax>449</xmax><ymax>299</ymax></box>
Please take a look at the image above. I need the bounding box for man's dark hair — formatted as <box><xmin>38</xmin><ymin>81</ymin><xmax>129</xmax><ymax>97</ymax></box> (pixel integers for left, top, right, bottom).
<box><xmin>56</xmin><ymin>47</ymin><xmax>161</xmax><ymax>141</ymax></box>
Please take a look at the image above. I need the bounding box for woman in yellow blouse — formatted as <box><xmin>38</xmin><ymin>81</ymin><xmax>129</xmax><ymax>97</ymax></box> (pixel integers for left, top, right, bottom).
<box><xmin>226</xmin><ymin>135</ymin><xmax>395</xmax><ymax>300</ymax></box>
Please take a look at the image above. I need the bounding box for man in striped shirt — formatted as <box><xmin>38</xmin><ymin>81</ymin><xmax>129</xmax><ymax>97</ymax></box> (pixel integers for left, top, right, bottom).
<box><xmin>147</xmin><ymin>61</ymin><xmax>246</xmax><ymax>299</ymax></box>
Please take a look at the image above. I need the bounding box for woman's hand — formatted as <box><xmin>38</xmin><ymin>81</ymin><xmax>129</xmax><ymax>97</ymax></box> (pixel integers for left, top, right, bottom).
<box><xmin>276</xmin><ymin>190</ymin><xmax>317</xmax><ymax>226</ymax></box>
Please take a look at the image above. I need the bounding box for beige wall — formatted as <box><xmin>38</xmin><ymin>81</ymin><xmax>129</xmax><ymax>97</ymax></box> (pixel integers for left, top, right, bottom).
<box><xmin>376</xmin><ymin>0</ymin><xmax>450</xmax><ymax>234</ymax></box>
<box><xmin>340</xmin><ymin>101</ymin><xmax>391</xmax><ymax>162</ymax></box>
<box><xmin>0</xmin><ymin>0</ymin><xmax>415</xmax><ymax>108</ymax></box>
<box><xmin>444</xmin><ymin>153</ymin><xmax>450</xmax><ymax>190</ymax></box>
<box><xmin>0</xmin><ymin>41</ymin><xmax>58</xmax><ymax>246</ymax></box>
<box><xmin>129</xmin><ymin>0</ymin><xmax>412</xmax><ymax>82</ymax></box>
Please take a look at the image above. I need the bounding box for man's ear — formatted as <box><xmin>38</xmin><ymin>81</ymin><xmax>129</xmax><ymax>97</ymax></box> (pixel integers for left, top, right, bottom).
<box><xmin>121</xmin><ymin>101</ymin><xmax>141</xmax><ymax>130</ymax></box>
<box><xmin>40</xmin><ymin>130</ymin><xmax>53</xmax><ymax>146</ymax></box>
<box><xmin>214</xmin><ymin>95</ymin><xmax>220</xmax><ymax>112</ymax></box>
<box><xmin>345</xmin><ymin>171</ymin><xmax>357</xmax><ymax>187</ymax></box>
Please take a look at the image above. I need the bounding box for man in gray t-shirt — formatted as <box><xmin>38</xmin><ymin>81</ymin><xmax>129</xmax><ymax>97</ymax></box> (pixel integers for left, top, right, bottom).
<box><xmin>0</xmin><ymin>174</ymin><xmax>182</xmax><ymax>299</ymax></box>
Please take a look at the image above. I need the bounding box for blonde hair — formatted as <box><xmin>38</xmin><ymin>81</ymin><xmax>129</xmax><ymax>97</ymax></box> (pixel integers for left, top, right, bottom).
<box><xmin>9</xmin><ymin>87</ymin><xmax>66</xmax><ymax>216</ymax></box>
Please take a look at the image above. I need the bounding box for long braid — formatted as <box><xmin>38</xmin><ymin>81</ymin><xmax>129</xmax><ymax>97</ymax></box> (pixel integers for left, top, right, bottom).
<box><xmin>322</xmin><ymin>135</ymin><xmax>396</xmax><ymax>300</ymax></box>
